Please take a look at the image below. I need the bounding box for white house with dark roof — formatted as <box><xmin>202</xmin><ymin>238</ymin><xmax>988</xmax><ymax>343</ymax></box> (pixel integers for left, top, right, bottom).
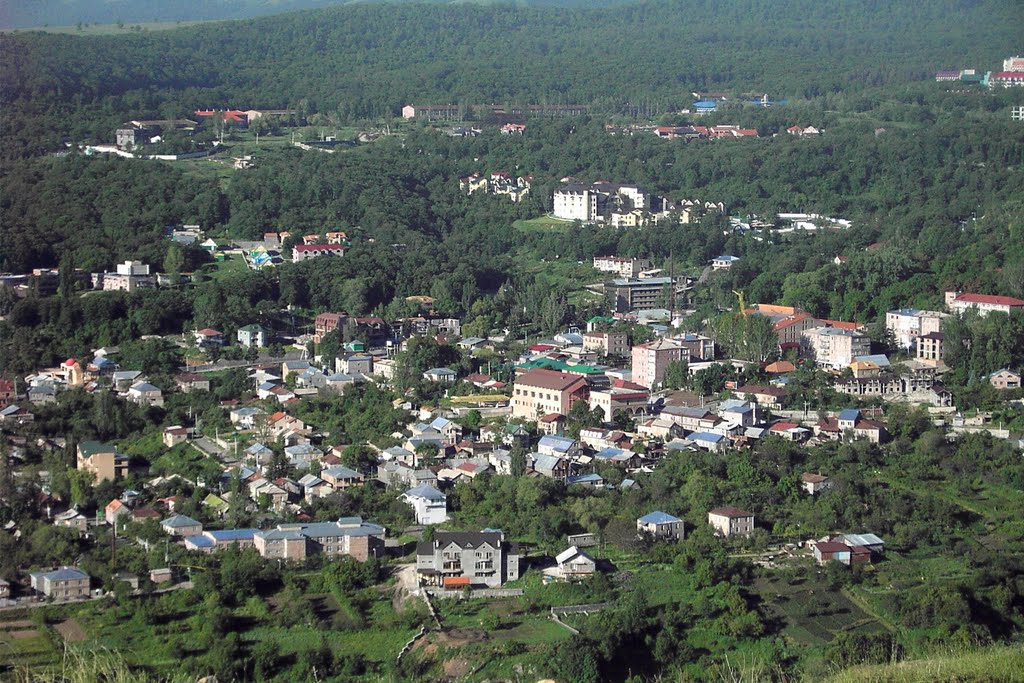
<box><xmin>416</xmin><ymin>530</ymin><xmax>520</xmax><ymax>588</ymax></box>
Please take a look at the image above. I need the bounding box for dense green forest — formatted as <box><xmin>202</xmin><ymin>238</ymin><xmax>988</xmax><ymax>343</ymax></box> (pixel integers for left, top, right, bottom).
<box><xmin>1</xmin><ymin>0</ymin><xmax>1022</xmax><ymax>157</ymax></box>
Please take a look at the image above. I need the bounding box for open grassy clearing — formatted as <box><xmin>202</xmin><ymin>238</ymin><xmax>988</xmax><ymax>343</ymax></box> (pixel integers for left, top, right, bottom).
<box><xmin>823</xmin><ymin>643</ymin><xmax>1024</xmax><ymax>683</ymax></box>
<box><xmin>513</xmin><ymin>216</ymin><xmax>576</xmax><ymax>233</ymax></box>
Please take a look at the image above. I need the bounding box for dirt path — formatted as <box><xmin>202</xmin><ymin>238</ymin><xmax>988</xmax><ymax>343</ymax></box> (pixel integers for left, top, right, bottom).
<box><xmin>55</xmin><ymin>618</ymin><xmax>87</xmax><ymax>642</ymax></box>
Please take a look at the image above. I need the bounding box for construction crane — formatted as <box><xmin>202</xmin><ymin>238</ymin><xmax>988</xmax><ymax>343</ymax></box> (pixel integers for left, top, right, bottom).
<box><xmin>732</xmin><ymin>290</ymin><xmax>748</xmax><ymax>314</ymax></box>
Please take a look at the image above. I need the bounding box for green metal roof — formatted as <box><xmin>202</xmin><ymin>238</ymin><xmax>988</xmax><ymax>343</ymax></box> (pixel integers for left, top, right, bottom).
<box><xmin>78</xmin><ymin>441</ymin><xmax>116</xmax><ymax>456</ymax></box>
<box><xmin>516</xmin><ymin>358</ymin><xmax>604</xmax><ymax>375</ymax></box>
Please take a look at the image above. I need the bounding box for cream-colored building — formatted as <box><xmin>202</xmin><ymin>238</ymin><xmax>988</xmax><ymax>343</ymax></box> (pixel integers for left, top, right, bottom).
<box><xmin>708</xmin><ymin>507</ymin><xmax>754</xmax><ymax>537</ymax></box>
<box><xmin>511</xmin><ymin>369</ymin><xmax>589</xmax><ymax>420</ymax></box>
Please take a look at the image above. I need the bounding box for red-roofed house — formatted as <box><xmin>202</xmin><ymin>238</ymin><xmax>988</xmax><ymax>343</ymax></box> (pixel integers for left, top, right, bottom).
<box><xmin>988</xmin><ymin>72</ymin><xmax>1024</xmax><ymax>88</ymax></box>
<box><xmin>0</xmin><ymin>378</ymin><xmax>15</xmax><ymax>408</ymax></box>
<box><xmin>194</xmin><ymin>329</ymin><xmax>224</xmax><ymax>347</ymax></box>
<box><xmin>946</xmin><ymin>291</ymin><xmax>1024</xmax><ymax>316</ymax></box>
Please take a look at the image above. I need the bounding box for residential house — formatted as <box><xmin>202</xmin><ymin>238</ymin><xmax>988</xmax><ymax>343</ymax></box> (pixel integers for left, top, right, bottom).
<box><xmin>127</xmin><ymin>381</ymin><xmax>164</xmax><ymax>407</ymax></box>
<box><xmin>161</xmin><ymin>515</ymin><xmax>203</xmax><ymax>537</ymax></box>
<box><xmin>0</xmin><ymin>378</ymin><xmax>16</xmax><ymax>408</ymax></box>
<box><xmin>298</xmin><ymin>474</ymin><xmax>333</xmax><ymax>501</ymax></box>
<box><xmin>293</xmin><ymin>244</ymin><xmax>345</xmax><ymax>262</ymax></box>
<box><xmin>916</xmin><ymin>332</ymin><xmax>945</xmax><ymax>365</ymax></box>
<box><xmin>111</xmin><ymin>370</ymin><xmax>143</xmax><ymax>391</ymax></box>
<box><xmin>185</xmin><ymin>529</ymin><xmax>258</xmax><ymax>553</ymax></box>
<box><xmin>511</xmin><ymin>368</ymin><xmax>589</xmax><ymax>420</ymax></box>
<box><xmin>105</xmin><ymin>499</ymin><xmax>131</xmax><ymax>526</ymax></box>
<box><xmin>194</xmin><ymin>328</ymin><xmax>224</xmax><ymax>347</ymax></box>
<box><xmin>708</xmin><ymin>506</ymin><xmax>755</xmax><ymax>538</ymax></box>
<box><xmin>53</xmin><ymin>508</ymin><xmax>89</xmax><ymax>532</ymax></box>
<box><xmin>533</xmin><ymin>453</ymin><xmax>570</xmax><ymax>480</ymax></box>
<box><xmin>160</xmin><ymin>425</ymin><xmax>188</xmax><ymax>449</ymax></box>
<box><xmin>582</xmin><ymin>331</ymin><xmax>629</xmax><ymax>358</ymax></box>
<box><xmin>566</xmin><ymin>472</ymin><xmax>605</xmax><ymax>487</ymax></box>
<box><xmin>402</xmin><ymin>484</ymin><xmax>448</xmax><ymax>525</ymax></box>
<box><xmin>0</xmin><ymin>404</ymin><xmax>33</xmax><ymax>424</ymax></box>
<box><xmin>29</xmin><ymin>567</ymin><xmax>90</xmax><ymax>599</ymax></box>
<box><xmin>814</xmin><ymin>409</ymin><xmax>888</xmax><ymax>444</ymax></box>
<box><xmin>175</xmin><ymin>372</ymin><xmax>210</xmax><ymax>393</ymax></box>
<box><xmin>537</xmin><ymin>435</ymin><xmax>579</xmax><ymax>459</ymax></box>
<box><xmin>945</xmin><ymin>291</ymin><xmax>1024</xmax><ymax>316</ymax></box>
<box><xmin>77</xmin><ymin>441</ymin><xmax>128</xmax><ymax>483</ymax></box>
<box><xmin>990</xmin><ymin>369</ymin><xmax>1022</xmax><ymax>390</ymax></box>
<box><xmin>422</xmin><ymin>368</ymin><xmax>457</xmax><ymax>383</ymax></box>
<box><xmin>320</xmin><ymin>465</ymin><xmax>365</xmax><ymax>490</ymax></box>
<box><xmin>537</xmin><ymin>413</ymin><xmax>566</xmax><ymax>436</ymax></box>
<box><xmin>554</xmin><ymin>546</ymin><xmax>597</xmax><ymax>579</ymax></box>
<box><xmin>637</xmin><ymin>511</ymin><xmax>685</xmax><ymax>541</ymax></box>
<box><xmin>427</xmin><ymin>417</ymin><xmax>463</xmax><ymax>446</ymax></box>
<box><xmin>230</xmin><ymin>406</ymin><xmax>265</xmax><ymax>429</ymax></box>
<box><xmin>284</xmin><ymin>444</ymin><xmax>323</xmax><ymax>470</ymax></box>
<box><xmin>314</xmin><ymin>312</ymin><xmax>346</xmax><ymax>342</ymax></box>
<box><xmin>416</xmin><ymin>530</ymin><xmax>521</xmax><ymax>588</ymax></box>
<box><xmin>732</xmin><ymin>385</ymin><xmax>787</xmax><ymax>409</ymax></box>
<box><xmin>254</xmin><ymin>518</ymin><xmax>385</xmax><ymax>562</ymax></box>
<box><xmin>711</xmin><ymin>255</ymin><xmax>740</xmax><ymax>270</ymax></box>
<box><xmin>237</xmin><ymin>324</ymin><xmax>268</xmax><ymax>348</ymax></box>
<box><xmin>801</xmin><ymin>473</ymin><xmax>832</xmax><ymax>495</ymax></box>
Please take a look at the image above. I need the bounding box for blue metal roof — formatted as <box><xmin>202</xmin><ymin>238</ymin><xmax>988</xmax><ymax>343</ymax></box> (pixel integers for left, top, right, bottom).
<box><xmin>33</xmin><ymin>567</ymin><xmax>89</xmax><ymax>581</ymax></box>
<box><xmin>185</xmin><ymin>535</ymin><xmax>216</xmax><ymax>548</ymax></box>
<box><xmin>638</xmin><ymin>511</ymin><xmax>680</xmax><ymax>525</ymax></box>
<box><xmin>207</xmin><ymin>529</ymin><xmax>256</xmax><ymax>542</ymax></box>
<box><xmin>838</xmin><ymin>409</ymin><xmax>861</xmax><ymax>421</ymax></box>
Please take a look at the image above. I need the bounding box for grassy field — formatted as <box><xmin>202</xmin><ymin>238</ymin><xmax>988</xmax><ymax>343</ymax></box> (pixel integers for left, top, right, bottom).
<box><xmin>824</xmin><ymin>644</ymin><xmax>1024</xmax><ymax>683</ymax></box>
<box><xmin>0</xmin><ymin>611</ymin><xmax>61</xmax><ymax>672</ymax></box>
<box><xmin>198</xmin><ymin>253</ymin><xmax>251</xmax><ymax>282</ymax></box>
<box><xmin>513</xmin><ymin>216</ymin><xmax>576</xmax><ymax>234</ymax></box>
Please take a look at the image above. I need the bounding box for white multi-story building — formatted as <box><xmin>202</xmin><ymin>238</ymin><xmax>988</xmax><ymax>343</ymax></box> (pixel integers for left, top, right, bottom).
<box><xmin>885</xmin><ymin>309</ymin><xmax>947</xmax><ymax>349</ymax></box>
<box><xmin>801</xmin><ymin>327</ymin><xmax>871</xmax><ymax>369</ymax></box>
<box><xmin>946</xmin><ymin>291</ymin><xmax>1024</xmax><ymax>316</ymax></box>
<box><xmin>91</xmin><ymin>260</ymin><xmax>155</xmax><ymax>292</ymax></box>
<box><xmin>553</xmin><ymin>182</ymin><xmax>653</xmax><ymax>222</ymax></box>
<box><xmin>592</xmin><ymin>256</ymin><xmax>652</xmax><ymax>278</ymax></box>
<box><xmin>1004</xmin><ymin>56</ymin><xmax>1024</xmax><ymax>72</ymax></box>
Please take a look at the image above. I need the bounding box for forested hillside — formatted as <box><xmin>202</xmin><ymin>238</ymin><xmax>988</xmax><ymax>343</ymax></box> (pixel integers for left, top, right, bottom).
<box><xmin>0</xmin><ymin>0</ymin><xmax>626</xmax><ymax>30</ymax></box>
<box><xmin>2</xmin><ymin>0</ymin><xmax>1022</xmax><ymax>157</ymax></box>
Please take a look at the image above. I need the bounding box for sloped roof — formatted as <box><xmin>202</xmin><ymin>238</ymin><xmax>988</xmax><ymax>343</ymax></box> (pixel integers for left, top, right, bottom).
<box><xmin>638</xmin><ymin>511</ymin><xmax>681</xmax><ymax>525</ymax></box>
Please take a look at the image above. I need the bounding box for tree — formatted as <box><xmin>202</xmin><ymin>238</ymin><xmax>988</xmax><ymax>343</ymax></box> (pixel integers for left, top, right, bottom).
<box><xmin>163</xmin><ymin>243</ymin><xmax>185</xmax><ymax>281</ymax></box>
<box><xmin>662</xmin><ymin>359</ymin><xmax>689</xmax><ymax>390</ymax></box>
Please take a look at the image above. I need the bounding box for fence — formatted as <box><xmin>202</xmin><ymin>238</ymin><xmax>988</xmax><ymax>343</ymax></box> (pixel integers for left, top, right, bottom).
<box><xmin>550</xmin><ymin>602</ymin><xmax>615</xmax><ymax>616</ymax></box>
<box><xmin>425</xmin><ymin>588</ymin><xmax>524</xmax><ymax>599</ymax></box>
